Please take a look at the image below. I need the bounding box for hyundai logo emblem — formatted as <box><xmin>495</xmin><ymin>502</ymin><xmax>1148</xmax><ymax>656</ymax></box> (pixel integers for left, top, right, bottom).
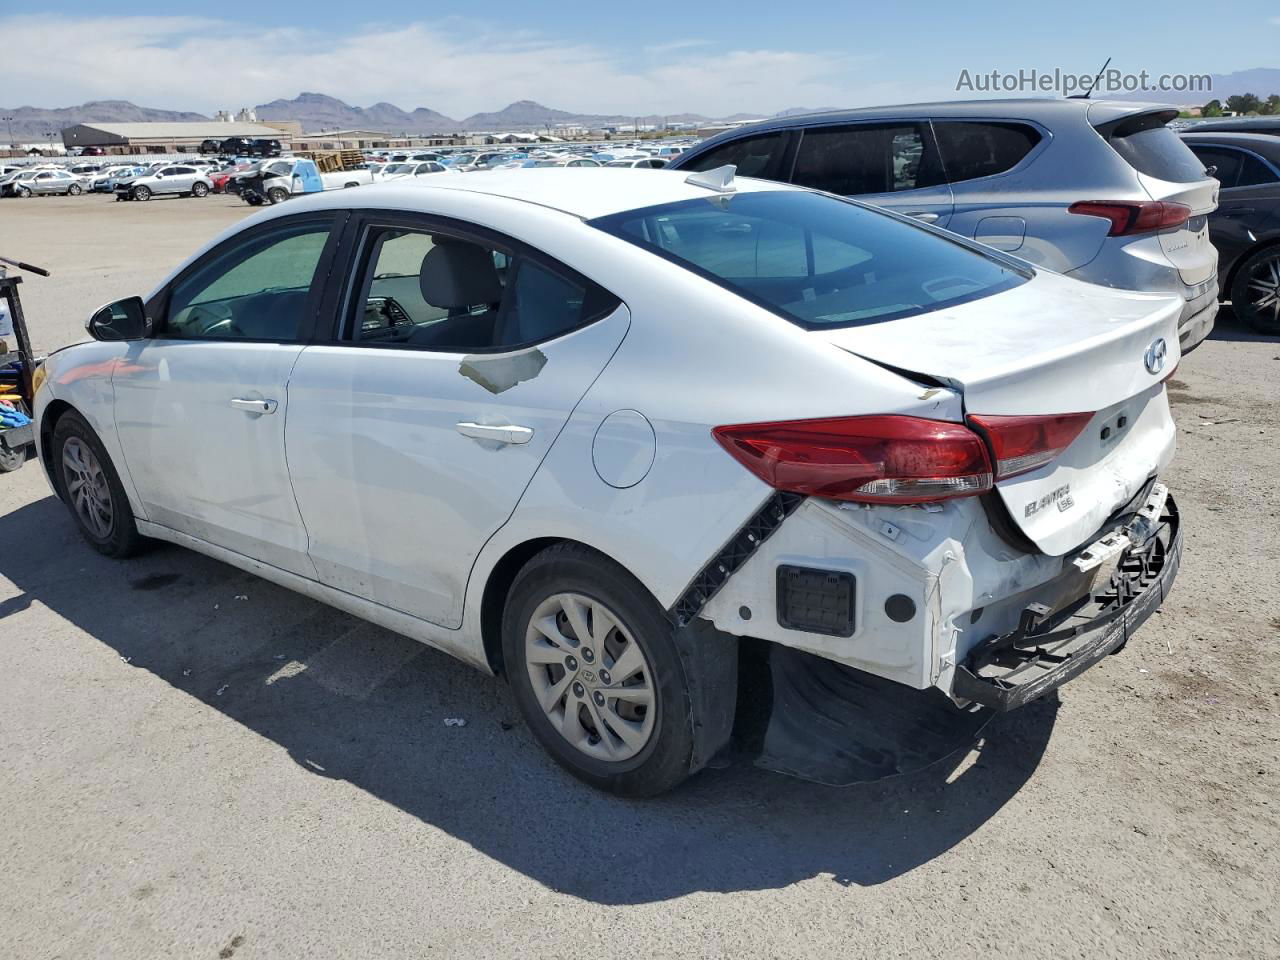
<box><xmin>1144</xmin><ymin>338</ymin><xmax>1167</xmax><ymax>375</ymax></box>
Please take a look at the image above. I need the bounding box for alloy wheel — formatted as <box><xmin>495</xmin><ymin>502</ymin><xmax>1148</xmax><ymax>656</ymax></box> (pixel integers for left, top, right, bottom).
<box><xmin>61</xmin><ymin>437</ymin><xmax>114</xmax><ymax>539</ymax></box>
<box><xmin>524</xmin><ymin>592</ymin><xmax>657</xmax><ymax>762</ymax></box>
<box><xmin>1244</xmin><ymin>254</ymin><xmax>1280</xmax><ymax>326</ymax></box>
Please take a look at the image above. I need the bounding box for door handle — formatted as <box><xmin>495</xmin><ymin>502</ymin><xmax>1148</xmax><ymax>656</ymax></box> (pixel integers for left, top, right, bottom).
<box><xmin>229</xmin><ymin>398</ymin><xmax>278</xmax><ymax>414</ymax></box>
<box><xmin>455</xmin><ymin>422</ymin><xmax>534</xmax><ymax>445</ymax></box>
<box><xmin>906</xmin><ymin>211</ymin><xmax>940</xmax><ymax>223</ymax></box>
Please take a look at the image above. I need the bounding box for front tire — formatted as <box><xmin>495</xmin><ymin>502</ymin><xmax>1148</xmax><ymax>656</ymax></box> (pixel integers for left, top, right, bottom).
<box><xmin>51</xmin><ymin>411</ymin><xmax>144</xmax><ymax>557</ymax></box>
<box><xmin>267</xmin><ymin>186</ymin><xmax>288</xmax><ymax>204</ymax></box>
<box><xmin>502</xmin><ymin>543</ymin><xmax>698</xmax><ymax>796</ymax></box>
<box><xmin>1231</xmin><ymin>246</ymin><xmax>1280</xmax><ymax>334</ymax></box>
<box><xmin>17</xmin><ymin>186</ymin><xmax>31</xmax><ymax>198</ymax></box>
<box><xmin>132</xmin><ymin>185</ymin><xmax>151</xmax><ymax>201</ymax></box>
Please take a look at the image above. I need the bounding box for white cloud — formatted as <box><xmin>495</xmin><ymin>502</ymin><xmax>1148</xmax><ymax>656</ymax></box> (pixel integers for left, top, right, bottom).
<box><xmin>0</xmin><ymin>15</ymin><xmax>871</xmax><ymax>118</ymax></box>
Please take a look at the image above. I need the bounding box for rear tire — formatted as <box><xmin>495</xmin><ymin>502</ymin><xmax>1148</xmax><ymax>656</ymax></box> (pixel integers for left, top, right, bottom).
<box><xmin>502</xmin><ymin>543</ymin><xmax>699</xmax><ymax>796</ymax></box>
<box><xmin>1231</xmin><ymin>246</ymin><xmax>1280</xmax><ymax>334</ymax></box>
<box><xmin>68</xmin><ymin>184</ymin><xmax>82</xmax><ymax>196</ymax></box>
<box><xmin>51</xmin><ymin>410</ymin><xmax>144</xmax><ymax>558</ymax></box>
<box><xmin>191</xmin><ymin>182</ymin><xmax>209</xmax><ymax>198</ymax></box>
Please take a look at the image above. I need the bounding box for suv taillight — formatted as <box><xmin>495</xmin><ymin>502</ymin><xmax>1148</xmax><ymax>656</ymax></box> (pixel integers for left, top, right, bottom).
<box><xmin>966</xmin><ymin>412</ymin><xmax>1093</xmax><ymax>479</ymax></box>
<box><xmin>1068</xmin><ymin>200</ymin><xmax>1191</xmax><ymax>236</ymax></box>
<box><xmin>712</xmin><ymin>415</ymin><xmax>994</xmax><ymax>504</ymax></box>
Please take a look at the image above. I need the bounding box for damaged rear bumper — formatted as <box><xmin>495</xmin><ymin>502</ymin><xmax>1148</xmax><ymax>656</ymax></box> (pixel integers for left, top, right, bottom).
<box><xmin>952</xmin><ymin>494</ymin><xmax>1182</xmax><ymax>711</ymax></box>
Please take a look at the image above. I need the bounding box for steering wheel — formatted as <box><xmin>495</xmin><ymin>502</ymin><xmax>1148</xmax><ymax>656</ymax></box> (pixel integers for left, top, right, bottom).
<box><xmin>183</xmin><ymin>302</ymin><xmax>237</xmax><ymax>336</ymax></box>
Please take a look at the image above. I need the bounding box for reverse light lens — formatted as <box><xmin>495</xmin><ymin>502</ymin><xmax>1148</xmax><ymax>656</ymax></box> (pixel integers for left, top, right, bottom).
<box><xmin>1067</xmin><ymin>200</ymin><xmax>1191</xmax><ymax>237</ymax></box>
<box><xmin>712</xmin><ymin>415</ymin><xmax>994</xmax><ymax>504</ymax></box>
<box><xmin>967</xmin><ymin>412</ymin><xmax>1093</xmax><ymax>479</ymax></box>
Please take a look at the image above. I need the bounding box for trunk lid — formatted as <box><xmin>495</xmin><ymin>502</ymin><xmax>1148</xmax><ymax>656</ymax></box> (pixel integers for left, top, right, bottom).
<box><xmin>1135</xmin><ymin>173</ymin><xmax>1218</xmax><ymax>286</ymax></box>
<box><xmin>818</xmin><ymin>271</ymin><xmax>1181</xmax><ymax>554</ymax></box>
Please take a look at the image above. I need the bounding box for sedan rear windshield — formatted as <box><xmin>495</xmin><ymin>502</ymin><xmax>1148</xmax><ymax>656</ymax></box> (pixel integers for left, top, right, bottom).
<box><xmin>590</xmin><ymin>190</ymin><xmax>1028</xmax><ymax>329</ymax></box>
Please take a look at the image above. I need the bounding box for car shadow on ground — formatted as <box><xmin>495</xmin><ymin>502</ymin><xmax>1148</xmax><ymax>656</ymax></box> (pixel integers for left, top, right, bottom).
<box><xmin>1208</xmin><ymin>304</ymin><xmax>1279</xmax><ymax>344</ymax></box>
<box><xmin>1</xmin><ymin>495</ymin><xmax>1059</xmax><ymax>903</ymax></box>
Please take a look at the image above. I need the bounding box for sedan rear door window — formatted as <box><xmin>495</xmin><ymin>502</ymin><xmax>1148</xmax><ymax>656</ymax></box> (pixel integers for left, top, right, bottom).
<box><xmin>348</xmin><ymin>224</ymin><xmax>619</xmax><ymax>350</ymax></box>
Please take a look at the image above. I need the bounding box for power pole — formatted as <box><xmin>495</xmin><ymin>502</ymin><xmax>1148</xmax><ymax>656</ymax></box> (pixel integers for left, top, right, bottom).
<box><xmin>1</xmin><ymin>117</ymin><xmax>13</xmax><ymax>150</ymax></box>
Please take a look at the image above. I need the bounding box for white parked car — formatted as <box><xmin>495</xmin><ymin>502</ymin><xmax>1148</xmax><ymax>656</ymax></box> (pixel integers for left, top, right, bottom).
<box><xmin>35</xmin><ymin>169</ymin><xmax>1183</xmax><ymax>795</ymax></box>
<box><xmin>375</xmin><ymin>161</ymin><xmax>448</xmax><ymax>182</ymax></box>
<box><xmin>604</xmin><ymin>158</ymin><xmax>667</xmax><ymax>169</ymax></box>
<box><xmin>114</xmin><ymin>164</ymin><xmax>213</xmax><ymax>201</ymax></box>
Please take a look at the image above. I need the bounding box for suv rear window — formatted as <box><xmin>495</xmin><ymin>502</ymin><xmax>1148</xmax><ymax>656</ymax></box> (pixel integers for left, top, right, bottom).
<box><xmin>933</xmin><ymin>121</ymin><xmax>1041</xmax><ymax>182</ymax></box>
<box><xmin>590</xmin><ymin>190</ymin><xmax>1028</xmax><ymax>330</ymax></box>
<box><xmin>1106</xmin><ymin>116</ymin><xmax>1207</xmax><ymax>182</ymax></box>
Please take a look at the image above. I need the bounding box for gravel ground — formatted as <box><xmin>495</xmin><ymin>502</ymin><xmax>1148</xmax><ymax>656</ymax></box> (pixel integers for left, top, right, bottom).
<box><xmin>0</xmin><ymin>195</ymin><xmax>1277</xmax><ymax>960</ymax></box>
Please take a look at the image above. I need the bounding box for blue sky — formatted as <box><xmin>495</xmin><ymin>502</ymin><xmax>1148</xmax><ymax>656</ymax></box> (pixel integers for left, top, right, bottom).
<box><xmin>2</xmin><ymin>1</ymin><xmax>1277</xmax><ymax>116</ymax></box>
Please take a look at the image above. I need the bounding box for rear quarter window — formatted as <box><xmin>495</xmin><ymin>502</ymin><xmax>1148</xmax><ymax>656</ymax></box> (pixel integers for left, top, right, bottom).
<box><xmin>933</xmin><ymin>121</ymin><xmax>1042</xmax><ymax>183</ymax></box>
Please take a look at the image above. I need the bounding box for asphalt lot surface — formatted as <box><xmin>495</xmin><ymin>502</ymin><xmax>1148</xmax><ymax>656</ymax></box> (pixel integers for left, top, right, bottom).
<box><xmin>1</xmin><ymin>194</ymin><xmax>1277</xmax><ymax>959</ymax></box>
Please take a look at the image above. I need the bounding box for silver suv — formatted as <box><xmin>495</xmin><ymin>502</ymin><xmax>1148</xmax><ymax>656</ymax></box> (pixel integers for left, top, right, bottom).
<box><xmin>671</xmin><ymin>99</ymin><xmax>1219</xmax><ymax>350</ymax></box>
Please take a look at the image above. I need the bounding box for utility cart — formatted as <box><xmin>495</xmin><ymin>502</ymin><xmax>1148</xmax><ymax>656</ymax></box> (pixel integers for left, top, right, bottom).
<box><xmin>0</xmin><ymin>256</ymin><xmax>49</xmax><ymax>473</ymax></box>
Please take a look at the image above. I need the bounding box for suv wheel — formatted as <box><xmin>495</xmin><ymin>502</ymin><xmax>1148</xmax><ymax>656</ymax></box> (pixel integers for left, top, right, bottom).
<box><xmin>502</xmin><ymin>544</ymin><xmax>703</xmax><ymax>796</ymax></box>
<box><xmin>267</xmin><ymin>186</ymin><xmax>289</xmax><ymax>204</ymax></box>
<box><xmin>1231</xmin><ymin>246</ymin><xmax>1280</xmax><ymax>334</ymax></box>
<box><xmin>16</xmin><ymin>186</ymin><xmax>31</xmax><ymax>198</ymax></box>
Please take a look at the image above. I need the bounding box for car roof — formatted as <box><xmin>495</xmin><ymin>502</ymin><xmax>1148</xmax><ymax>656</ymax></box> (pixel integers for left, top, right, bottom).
<box><xmin>1180</xmin><ymin>131</ymin><xmax>1280</xmax><ymax>160</ymax></box>
<box><xmin>309</xmin><ymin>168</ymin><xmax>795</xmax><ymax>219</ymax></box>
<box><xmin>692</xmin><ymin>97</ymin><xmax>1174</xmax><ymax>140</ymax></box>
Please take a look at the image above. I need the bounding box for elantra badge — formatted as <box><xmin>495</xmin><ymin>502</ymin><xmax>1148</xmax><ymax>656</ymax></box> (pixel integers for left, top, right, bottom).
<box><xmin>1144</xmin><ymin>338</ymin><xmax>1167</xmax><ymax>375</ymax></box>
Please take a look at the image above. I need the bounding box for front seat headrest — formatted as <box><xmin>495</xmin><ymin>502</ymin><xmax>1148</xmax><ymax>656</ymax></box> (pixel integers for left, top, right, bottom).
<box><xmin>419</xmin><ymin>240</ymin><xmax>503</xmax><ymax>309</ymax></box>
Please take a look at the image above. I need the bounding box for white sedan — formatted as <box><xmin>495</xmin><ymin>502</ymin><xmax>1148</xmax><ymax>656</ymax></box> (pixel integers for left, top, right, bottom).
<box><xmin>34</xmin><ymin>169</ymin><xmax>1184</xmax><ymax>795</ymax></box>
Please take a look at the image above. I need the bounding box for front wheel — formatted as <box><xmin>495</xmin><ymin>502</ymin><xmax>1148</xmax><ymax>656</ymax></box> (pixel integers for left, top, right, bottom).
<box><xmin>52</xmin><ymin>411</ymin><xmax>144</xmax><ymax>557</ymax></box>
<box><xmin>1231</xmin><ymin>246</ymin><xmax>1280</xmax><ymax>334</ymax></box>
<box><xmin>17</xmin><ymin>186</ymin><xmax>31</xmax><ymax>198</ymax></box>
<box><xmin>267</xmin><ymin>186</ymin><xmax>289</xmax><ymax>204</ymax></box>
<box><xmin>132</xmin><ymin>185</ymin><xmax>151</xmax><ymax>201</ymax></box>
<box><xmin>191</xmin><ymin>182</ymin><xmax>209</xmax><ymax>197</ymax></box>
<box><xmin>502</xmin><ymin>544</ymin><xmax>701</xmax><ymax>796</ymax></box>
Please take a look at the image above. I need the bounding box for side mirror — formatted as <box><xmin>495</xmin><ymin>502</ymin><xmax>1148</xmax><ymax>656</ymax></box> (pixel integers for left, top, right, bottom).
<box><xmin>88</xmin><ymin>297</ymin><xmax>149</xmax><ymax>341</ymax></box>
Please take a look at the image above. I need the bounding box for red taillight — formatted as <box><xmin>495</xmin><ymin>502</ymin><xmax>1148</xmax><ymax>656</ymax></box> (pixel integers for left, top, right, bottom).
<box><xmin>712</xmin><ymin>415</ymin><xmax>994</xmax><ymax>504</ymax></box>
<box><xmin>1067</xmin><ymin>200</ymin><xmax>1191</xmax><ymax>237</ymax></box>
<box><xmin>966</xmin><ymin>412</ymin><xmax>1093</xmax><ymax>480</ymax></box>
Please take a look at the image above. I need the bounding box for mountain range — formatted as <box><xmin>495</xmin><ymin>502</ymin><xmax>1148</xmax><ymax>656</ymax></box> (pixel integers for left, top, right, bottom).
<box><xmin>0</xmin><ymin>93</ymin><xmax>769</xmax><ymax>140</ymax></box>
<box><xmin>5</xmin><ymin>66</ymin><xmax>1279</xmax><ymax>141</ymax></box>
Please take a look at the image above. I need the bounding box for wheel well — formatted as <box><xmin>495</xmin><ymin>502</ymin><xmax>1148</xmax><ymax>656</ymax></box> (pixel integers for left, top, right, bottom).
<box><xmin>38</xmin><ymin>398</ymin><xmax>73</xmax><ymax>494</ymax></box>
<box><xmin>1224</xmin><ymin>237</ymin><xmax>1280</xmax><ymax>302</ymax></box>
<box><xmin>479</xmin><ymin>537</ymin><xmax>574</xmax><ymax>677</ymax></box>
